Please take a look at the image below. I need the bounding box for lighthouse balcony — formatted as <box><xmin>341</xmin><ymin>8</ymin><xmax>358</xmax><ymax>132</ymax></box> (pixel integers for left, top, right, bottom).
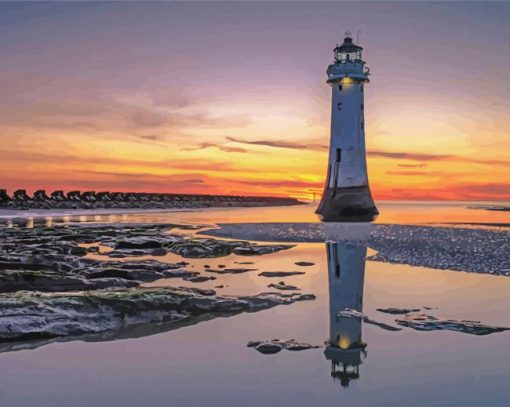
<box><xmin>324</xmin><ymin>346</ymin><xmax>363</xmax><ymax>366</ymax></box>
<box><xmin>327</xmin><ymin>63</ymin><xmax>369</xmax><ymax>83</ymax></box>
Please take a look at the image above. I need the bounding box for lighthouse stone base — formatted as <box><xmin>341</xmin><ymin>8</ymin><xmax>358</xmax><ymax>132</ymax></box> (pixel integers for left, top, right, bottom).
<box><xmin>316</xmin><ymin>185</ymin><xmax>378</xmax><ymax>222</ymax></box>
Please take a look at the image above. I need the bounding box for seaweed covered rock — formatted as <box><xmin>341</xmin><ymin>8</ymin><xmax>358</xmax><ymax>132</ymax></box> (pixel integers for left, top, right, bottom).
<box><xmin>396</xmin><ymin>314</ymin><xmax>510</xmax><ymax>335</ymax></box>
<box><xmin>0</xmin><ymin>288</ymin><xmax>316</xmax><ymax>342</ymax></box>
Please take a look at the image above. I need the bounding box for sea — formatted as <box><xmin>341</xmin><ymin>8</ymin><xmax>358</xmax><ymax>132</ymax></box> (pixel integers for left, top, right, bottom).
<box><xmin>0</xmin><ymin>201</ymin><xmax>509</xmax><ymax>406</ymax></box>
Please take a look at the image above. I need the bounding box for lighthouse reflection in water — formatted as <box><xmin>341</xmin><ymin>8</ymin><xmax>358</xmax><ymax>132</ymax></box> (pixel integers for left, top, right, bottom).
<box><xmin>323</xmin><ymin>224</ymin><xmax>371</xmax><ymax>387</ymax></box>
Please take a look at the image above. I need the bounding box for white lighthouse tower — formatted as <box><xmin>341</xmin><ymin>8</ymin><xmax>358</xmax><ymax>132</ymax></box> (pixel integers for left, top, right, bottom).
<box><xmin>316</xmin><ymin>32</ymin><xmax>378</xmax><ymax>222</ymax></box>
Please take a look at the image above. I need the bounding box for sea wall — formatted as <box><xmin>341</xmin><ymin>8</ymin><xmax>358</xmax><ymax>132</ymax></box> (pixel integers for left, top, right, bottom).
<box><xmin>0</xmin><ymin>189</ymin><xmax>303</xmax><ymax>210</ymax></box>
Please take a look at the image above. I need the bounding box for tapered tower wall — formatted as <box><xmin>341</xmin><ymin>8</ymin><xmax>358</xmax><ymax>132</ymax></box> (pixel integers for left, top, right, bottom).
<box><xmin>316</xmin><ymin>35</ymin><xmax>378</xmax><ymax>222</ymax></box>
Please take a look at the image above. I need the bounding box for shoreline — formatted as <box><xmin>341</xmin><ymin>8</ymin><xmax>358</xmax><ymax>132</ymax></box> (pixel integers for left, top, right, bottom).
<box><xmin>0</xmin><ymin>204</ymin><xmax>290</xmax><ymax>221</ymax></box>
<box><xmin>0</xmin><ymin>207</ymin><xmax>194</xmax><ymax>220</ymax></box>
<box><xmin>201</xmin><ymin>222</ymin><xmax>510</xmax><ymax>276</ymax></box>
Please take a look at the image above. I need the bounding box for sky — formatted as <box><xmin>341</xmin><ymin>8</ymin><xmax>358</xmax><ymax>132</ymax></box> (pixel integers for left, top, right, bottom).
<box><xmin>0</xmin><ymin>1</ymin><xmax>509</xmax><ymax>201</ymax></box>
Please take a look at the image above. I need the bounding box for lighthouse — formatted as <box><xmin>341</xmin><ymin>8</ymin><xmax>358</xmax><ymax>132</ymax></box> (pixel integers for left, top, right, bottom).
<box><xmin>324</xmin><ymin>240</ymin><xmax>367</xmax><ymax>387</ymax></box>
<box><xmin>316</xmin><ymin>32</ymin><xmax>378</xmax><ymax>222</ymax></box>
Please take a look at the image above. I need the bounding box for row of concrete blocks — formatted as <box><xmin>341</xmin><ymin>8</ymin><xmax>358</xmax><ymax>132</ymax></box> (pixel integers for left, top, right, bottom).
<box><xmin>0</xmin><ymin>189</ymin><xmax>299</xmax><ymax>205</ymax></box>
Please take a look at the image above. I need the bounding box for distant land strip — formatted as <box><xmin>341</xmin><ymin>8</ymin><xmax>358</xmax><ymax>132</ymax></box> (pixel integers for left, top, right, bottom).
<box><xmin>0</xmin><ymin>189</ymin><xmax>303</xmax><ymax>210</ymax></box>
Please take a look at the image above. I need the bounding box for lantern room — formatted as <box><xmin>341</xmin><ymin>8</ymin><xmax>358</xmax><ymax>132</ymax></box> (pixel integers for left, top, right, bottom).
<box><xmin>334</xmin><ymin>32</ymin><xmax>363</xmax><ymax>63</ymax></box>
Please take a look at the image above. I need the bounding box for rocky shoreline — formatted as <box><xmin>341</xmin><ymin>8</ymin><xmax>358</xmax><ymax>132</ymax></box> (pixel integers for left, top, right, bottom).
<box><xmin>0</xmin><ymin>223</ymin><xmax>296</xmax><ymax>293</ymax></box>
<box><xmin>0</xmin><ymin>287</ymin><xmax>314</xmax><ymax>344</ymax></box>
<box><xmin>202</xmin><ymin>223</ymin><xmax>510</xmax><ymax>276</ymax></box>
<box><xmin>0</xmin><ymin>222</ymin><xmax>313</xmax><ymax>346</ymax></box>
<box><xmin>0</xmin><ymin>189</ymin><xmax>303</xmax><ymax>210</ymax></box>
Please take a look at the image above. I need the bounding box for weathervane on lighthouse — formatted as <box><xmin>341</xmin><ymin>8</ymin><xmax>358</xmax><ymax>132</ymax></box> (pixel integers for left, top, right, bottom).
<box><xmin>316</xmin><ymin>32</ymin><xmax>378</xmax><ymax>222</ymax></box>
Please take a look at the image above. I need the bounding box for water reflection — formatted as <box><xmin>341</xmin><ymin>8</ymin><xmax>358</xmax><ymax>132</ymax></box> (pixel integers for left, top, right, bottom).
<box><xmin>324</xmin><ymin>224</ymin><xmax>370</xmax><ymax>387</ymax></box>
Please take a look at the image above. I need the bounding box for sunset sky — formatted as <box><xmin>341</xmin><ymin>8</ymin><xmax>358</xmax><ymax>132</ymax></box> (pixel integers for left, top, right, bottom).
<box><xmin>1</xmin><ymin>1</ymin><xmax>509</xmax><ymax>201</ymax></box>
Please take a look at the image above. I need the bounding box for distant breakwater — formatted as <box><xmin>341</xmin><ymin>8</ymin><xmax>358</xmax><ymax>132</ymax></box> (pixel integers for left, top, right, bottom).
<box><xmin>0</xmin><ymin>189</ymin><xmax>303</xmax><ymax>210</ymax></box>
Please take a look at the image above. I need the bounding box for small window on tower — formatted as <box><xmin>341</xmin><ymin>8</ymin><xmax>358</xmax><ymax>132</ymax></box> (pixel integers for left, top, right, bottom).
<box><xmin>337</xmin><ymin>103</ymin><xmax>342</xmax><ymax>110</ymax></box>
<box><xmin>336</xmin><ymin>148</ymin><xmax>342</xmax><ymax>162</ymax></box>
<box><xmin>338</xmin><ymin>85</ymin><xmax>343</xmax><ymax>92</ymax></box>
<box><xmin>360</xmin><ymin>103</ymin><xmax>364</xmax><ymax>110</ymax></box>
<box><xmin>360</xmin><ymin>84</ymin><xmax>364</xmax><ymax>92</ymax></box>
<box><xmin>361</xmin><ymin>122</ymin><xmax>365</xmax><ymax>130</ymax></box>
<box><xmin>335</xmin><ymin>264</ymin><xmax>340</xmax><ymax>278</ymax></box>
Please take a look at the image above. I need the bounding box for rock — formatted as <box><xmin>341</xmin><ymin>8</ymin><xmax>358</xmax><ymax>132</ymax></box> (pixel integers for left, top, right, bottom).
<box><xmin>107</xmin><ymin>249</ymin><xmax>148</xmax><ymax>257</ymax></box>
<box><xmin>258</xmin><ymin>271</ymin><xmax>305</xmax><ymax>278</ymax></box>
<box><xmin>268</xmin><ymin>281</ymin><xmax>300</xmax><ymax>291</ymax></box>
<box><xmin>206</xmin><ymin>268</ymin><xmax>257</xmax><ymax>274</ymax></box>
<box><xmin>255</xmin><ymin>343</ymin><xmax>284</xmax><ymax>354</ymax></box>
<box><xmin>169</xmin><ymin>239</ymin><xmax>238</xmax><ymax>258</ymax></box>
<box><xmin>115</xmin><ymin>238</ymin><xmax>166</xmax><ymax>249</ymax></box>
<box><xmin>396</xmin><ymin>314</ymin><xmax>510</xmax><ymax>335</ymax></box>
<box><xmin>0</xmin><ymin>288</ymin><xmax>314</xmax><ymax>343</ymax></box>
<box><xmin>151</xmin><ymin>248</ymin><xmax>167</xmax><ymax>256</ymax></box>
<box><xmin>376</xmin><ymin>307</ymin><xmax>421</xmax><ymax>315</ymax></box>
<box><xmin>108</xmin><ymin>253</ymin><xmax>127</xmax><ymax>258</ymax></box>
<box><xmin>250</xmin><ymin>339</ymin><xmax>320</xmax><ymax>354</ymax></box>
<box><xmin>238</xmin><ymin>292</ymin><xmax>314</xmax><ymax>311</ymax></box>
<box><xmin>233</xmin><ymin>244</ymin><xmax>294</xmax><ymax>256</ymax></box>
<box><xmin>284</xmin><ymin>340</ymin><xmax>320</xmax><ymax>351</ymax></box>
<box><xmin>295</xmin><ymin>261</ymin><xmax>315</xmax><ymax>266</ymax></box>
<box><xmin>297</xmin><ymin>294</ymin><xmax>316</xmax><ymax>301</ymax></box>
<box><xmin>0</xmin><ymin>270</ymin><xmax>138</xmax><ymax>293</ymax></box>
<box><xmin>83</xmin><ymin>260</ymin><xmax>198</xmax><ymax>284</ymax></box>
<box><xmin>183</xmin><ymin>275</ymin><xmax>216</xmax><ymax>283</ymax></box>
<box><xmin>68</xmin><ymin>246</ymin><xmax>88</xmax><ymax>256</ymax></box>
<box><xmin>176</xmin><ymin>286</ymin><xmax>217</xmax><ymax>296</ymax></box>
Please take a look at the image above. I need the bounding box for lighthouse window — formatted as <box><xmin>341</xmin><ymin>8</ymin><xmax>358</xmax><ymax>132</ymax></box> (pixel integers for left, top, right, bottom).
<box><xmin>335</xmin><ymin>264</ymin><xmax>340</xmax><ymax>277</ymax></box>
<box><xmin>361</xmin><ymin>122</ymin><xmax>365</xmax><ymax>130</ymax></box>
<box><xmin>360</xmin><ymin>85</ymin><xmax>364</xmax><ymax>92</ymax></box>
<box><xmin>336</xmin><ymin>148</ymin><xmax>342</xmax><ymax>162</ymax></box>
<box><xmin>360</xmin><ymin>103</ymin><xmax>364</xmax><ymax>110</ymax></box>
<box><xmin>338</xmin><ymin>85</ymin><xmax>343</xmax><ymax>92</ymax></box>
<box><xmin>337</xmin><ymin>103</ymin><xmax>342</xmax><ymax>110</ymax></box>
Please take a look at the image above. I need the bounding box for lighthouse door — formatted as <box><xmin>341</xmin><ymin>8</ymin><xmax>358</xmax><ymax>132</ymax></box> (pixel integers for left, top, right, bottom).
<box><xmin>334</xmin><ymin>148</ymin><xmax>342</xmax><ymax>188</ymax></box>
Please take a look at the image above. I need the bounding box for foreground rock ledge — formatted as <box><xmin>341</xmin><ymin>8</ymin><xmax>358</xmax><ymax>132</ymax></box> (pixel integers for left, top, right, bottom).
<box><xmin>0</xmin><ymin>287</ymin><xmax>315</xmax><ymax>343</ymax></box>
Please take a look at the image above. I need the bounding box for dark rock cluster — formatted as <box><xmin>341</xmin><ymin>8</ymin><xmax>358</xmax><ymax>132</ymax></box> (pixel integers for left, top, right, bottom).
<box><xmin>0</xmin><ymin>223</ymin><xmax>295</xmax><ymax>292</ymax></box>
<box><xmin>372</xmin><ymin>307</ymin><xmax>510</xmax><ymax>335</ymax></box>
<box><xmin>395</xmin><ymin>314</ymin><xmax>510</xmax><ymax>335</ymax></box>
<box><xmin>0</xmin><ymin>222</ymin><xmax>315</xmax><ymax>347</ymax></box>
<box><xmin>258</xmin><ymin>271</ymin><xmax>305</xmax><ymax>278</ymax></box>
<box><xmin>267</xmin><ymin>281</ymin><xmax>300</xmax><ymax>290</ymax></box>
<box><xmin>0</xmin><ymin>188</ymin><xmax>302</xmax><ymax>210</ymax></box>
<box><xmin>247</xmin><ymin>339</ymin><xmax>320</xmax><ymax>354</ymax></box>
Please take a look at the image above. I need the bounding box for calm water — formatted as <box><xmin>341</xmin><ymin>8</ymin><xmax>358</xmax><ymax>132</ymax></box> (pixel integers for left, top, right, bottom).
<box><xmin>0</xmin><ymin>202</ymin><xmax>509</xmax><ymax>406</ymax></box>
